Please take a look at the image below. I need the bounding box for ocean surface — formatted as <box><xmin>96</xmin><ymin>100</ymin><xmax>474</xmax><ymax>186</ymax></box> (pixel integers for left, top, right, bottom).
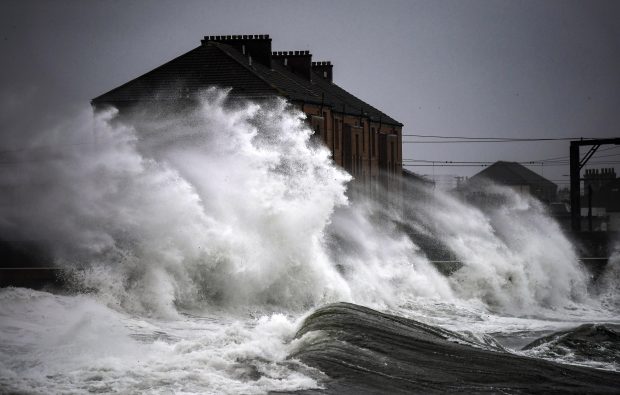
<box><xmin>1</xmin><ymin>90</ymin><xmax>619</xmax><ymax>393</ymax></box>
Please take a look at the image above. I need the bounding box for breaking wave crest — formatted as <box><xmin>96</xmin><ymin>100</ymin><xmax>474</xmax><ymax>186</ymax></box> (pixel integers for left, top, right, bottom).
<box><xmin>0</xmin><ymin>89</ymin><xmax>598</xmax><ymax>317</ymax></box>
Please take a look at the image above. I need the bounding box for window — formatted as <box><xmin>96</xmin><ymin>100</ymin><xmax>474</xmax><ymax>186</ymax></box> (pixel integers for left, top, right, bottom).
<box><xmin>355</xmin><ymin>134</ymin><xmax>360</xmax><ymax>176</ymax></box>
<box><xmin>390</xmin><ymin>141</ymin><xmax>396</xmax><ymax>174</ymax></box>
<box><xmin>335</xmin><ymin>120</ymin><xmax>340</xmax><ymax>150</ymax></box>
<box><xmin>310</xmin><ymin>115</ymin><xmax>323</xmax><ymax>141</ymax></box>
<box><xmin>371</xmin><ymin>127</ymin><xmax>376</xmax><ymax>157</ymax></box>
<box><xmin>323</xmin><ymin>112</ymin><xmax>328</xmax><ymax>143</ymax></box>
<box><xmin>362</xmin><ymin>122</ymin><xmax>366</xmax><ymax>154</ymax></box>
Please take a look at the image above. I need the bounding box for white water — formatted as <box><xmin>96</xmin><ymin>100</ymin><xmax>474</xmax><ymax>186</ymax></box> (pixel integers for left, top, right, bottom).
<box><xmin>1</xmin><ymin>90</ymin><xmax>618</xmax><ymax>393</ymax></box>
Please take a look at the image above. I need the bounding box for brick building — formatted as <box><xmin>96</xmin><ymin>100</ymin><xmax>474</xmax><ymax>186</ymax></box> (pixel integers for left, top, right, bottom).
<box><xmin>581</xmin><ymin>168</ymin><xmax>620</xmax><ymax>231</ymax></box>
<box><xmin>92</xmin><ymin>34</ymin><xmax>403</xmax><ymax>196</ymax></box>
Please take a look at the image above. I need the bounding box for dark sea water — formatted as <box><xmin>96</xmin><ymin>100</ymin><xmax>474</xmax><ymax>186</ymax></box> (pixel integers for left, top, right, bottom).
<box><xmin>1</xmin><ymin>91</ymin><xmax>619</xmax><ymax>394</ymax></box>
<box><xmin>287</xmin><ymin>303</ymin><xmax>620</xmax><ymax>394</ymax></box>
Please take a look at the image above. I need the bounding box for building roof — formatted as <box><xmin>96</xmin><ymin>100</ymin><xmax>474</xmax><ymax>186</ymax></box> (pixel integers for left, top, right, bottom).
<box><xmin>469</xmin><ymin>161</ymin><xmax>557</xmax><ymax>190</ymax></box>
<box><xmin>91</xmin><ymin>44</ymin><xmax>279</xmax><ymax>103</ymax></box>
<box><xmin>402</xmin><ymin>169</ymin><xmax>435</xmax><ymax>186</ymax></box>
<box><xmin>92</xmin><ymin>39</ymin><xmax>401</xmax><ymax>126</ymax></box>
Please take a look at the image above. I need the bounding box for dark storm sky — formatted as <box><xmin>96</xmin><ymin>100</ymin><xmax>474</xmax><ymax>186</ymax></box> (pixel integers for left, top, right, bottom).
<box><xmin>2</xmin><ymin>0</ymin><xmax>619</xmax><ymax>186</ymax></box>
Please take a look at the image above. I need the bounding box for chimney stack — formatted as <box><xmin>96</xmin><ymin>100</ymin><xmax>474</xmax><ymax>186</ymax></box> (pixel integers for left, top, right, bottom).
<box><xmin>272</xmin><ymin>50</ymin><xmax>312</xmax><ymax>80</ymax></box>
<box><xmin>202</xmin><ymin>34</ymin><xmax>272</xmax><ymax>67</ymax></box>
<box><xmin>312</xmin><ymin>61</ymin><xmax>333</xmax><ymax>83</ymax></box>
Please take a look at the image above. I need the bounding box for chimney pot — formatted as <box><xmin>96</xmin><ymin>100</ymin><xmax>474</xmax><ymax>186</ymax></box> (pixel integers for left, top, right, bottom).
<box><xmin>274</xmin><ymin>49</ymin><xmax>313</xmax><ymax>80</ymax></box>
<box><xmin>311</xmin><ymin>59</ymin><xmax>333</xmax><ymax>82</ymax></box>
<box><xmin>207</xmin><ymin>34</ymin><xmax>272</xmax><ymax>67</ymax></box>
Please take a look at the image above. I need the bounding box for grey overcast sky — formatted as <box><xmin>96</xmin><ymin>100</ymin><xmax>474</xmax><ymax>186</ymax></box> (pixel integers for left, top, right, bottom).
<box><xmin>2</xmin><ymin>0</ymin><xmax>619</xmax><ymax>187</ymax></box>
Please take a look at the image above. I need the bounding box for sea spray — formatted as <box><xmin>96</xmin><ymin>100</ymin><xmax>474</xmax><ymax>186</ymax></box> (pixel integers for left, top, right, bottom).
<box><xmin>1</xmin><ymin>90</ymin><xmax>450</xmax><ymax>316</ymax></box>
<box><xmin>402</xmin><ymin>182</ymin><xmax>590</xmax><ymax>315</ymax></box>
<box><xmin>2</xmin><ymin>90</ymin><xmax>356</xmax><ymax>314</ymax></box>
<box><xmin>326</xmin><ymin>197</ymin><xmax>455</xmax><ymax>306</ymax></box>
<box><xmin>597</xmin><ymin>241</ymin><xmax>620</xmax><ymax>312</ymax></box>
<box><xmin>0</xmin><ymin>89</ymin><xmax>595</xmax><ymax>316</ymax></box>
<box><xmin>1</xmin><ymin>89</ymin><xmax>618</xmax><ymax>394</ymax></box>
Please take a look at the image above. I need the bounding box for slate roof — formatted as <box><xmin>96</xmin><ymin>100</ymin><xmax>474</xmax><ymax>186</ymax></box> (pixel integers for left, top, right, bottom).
<box><xmin>92</xmin><ymin>41</ymin><xmax>401</xmax><ymax>126</ymax></box>
<box><xmin>469</xmin><ymin>161</ymin><xmax>557</xmax><ymax>190</ymax></box>
<box><xmin>91</xmin><ymin>44</ymin><xmax>279</xmax><ymax>102</ymax></box>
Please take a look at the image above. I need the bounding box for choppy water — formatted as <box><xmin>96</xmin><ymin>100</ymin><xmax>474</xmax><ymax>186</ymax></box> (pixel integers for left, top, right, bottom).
<box><xmin>1</xmin><ymin>90</ymin><xmax>618</xmax><ymax>393</ymax></box>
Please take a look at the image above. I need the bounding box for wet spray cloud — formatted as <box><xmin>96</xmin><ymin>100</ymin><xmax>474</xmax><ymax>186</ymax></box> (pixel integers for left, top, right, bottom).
<box><xmin>0</xmin><ymin>88</ymin><xmax>597</xmax><ymax>318</ymax></box>
<box><xmin>1</xmin><ymin>89</ymin><xmax>358</xmax><ymax>315</ymax></box>
<box><xmin>402</xmin><ymin>182</ymin><xmax>590</xmax><ymax>314</ymax></box>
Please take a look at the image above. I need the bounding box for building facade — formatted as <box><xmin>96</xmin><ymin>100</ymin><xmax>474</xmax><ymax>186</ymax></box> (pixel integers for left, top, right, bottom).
<box><xmin>581</xmin><ymin>168</ymin><xmax>620</xmax><ymax>231</ymax></box>
<box><xmin>92</xmin><ymin>34</ymin><xmax>403</xmax><ymax>196</ymax></box>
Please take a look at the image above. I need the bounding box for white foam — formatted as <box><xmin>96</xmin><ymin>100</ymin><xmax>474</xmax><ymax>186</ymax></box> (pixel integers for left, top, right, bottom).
<box><xmin>0</xmin><ymin>288</ymin><xmax>321</xmax><ymax>394</ymax></box>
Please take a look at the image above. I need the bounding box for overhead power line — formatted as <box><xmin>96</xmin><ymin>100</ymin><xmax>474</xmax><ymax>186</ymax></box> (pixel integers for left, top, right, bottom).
<box><xmin>401</xmin><ymin>134</ymin><xmax>605</xmax><ymax>141</ymax></box>
<box><xmin>402</xmin><ymin>146</ymin><xmax>620</xmax><ymax>167</ymax></box>
<box><xmin>402</xmin><ymin>160</ymin><xmax>620</xmax><ymax>168</ymax></box>
<box><xmin>403</xmin><ymin>139</ymin><xmax>601</xmax><ymax>144</ymax></box>
<box><xmin>532</xmin><ymin>146</ymin><xmax>620</xmax><ymax>163</ymax></box>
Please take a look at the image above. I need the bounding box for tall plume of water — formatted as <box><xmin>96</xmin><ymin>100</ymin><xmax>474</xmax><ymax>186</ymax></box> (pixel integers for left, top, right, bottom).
<box><xmin>0</xmin><ymin>88</ymin><xmax>595</xmax><ymax>317</ymax></box>
<box><xmin>0</xmin><ymin>89</ymin><xmax>448</xmax><ymax>316</ymax></box>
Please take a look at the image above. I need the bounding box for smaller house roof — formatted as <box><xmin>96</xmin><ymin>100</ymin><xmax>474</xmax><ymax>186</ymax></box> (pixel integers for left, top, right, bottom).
<box><xmin>469</xmin><ymin>161</ymin><xmax>557</xmax><ymax>190</ymax></box>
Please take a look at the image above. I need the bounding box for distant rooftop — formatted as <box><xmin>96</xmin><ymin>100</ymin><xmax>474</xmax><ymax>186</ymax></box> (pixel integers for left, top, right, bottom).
<box><xmin>469</xmin><ymin>161</ymin><xmax>557</xmax><ymax>190</ymax></box>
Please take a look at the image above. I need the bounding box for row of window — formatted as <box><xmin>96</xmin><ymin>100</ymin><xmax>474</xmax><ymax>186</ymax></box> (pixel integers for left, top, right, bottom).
<box><xmin>310</xmin><ymin>112</ymin><xmax>399</xmax><ymax>174</ymax></box>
